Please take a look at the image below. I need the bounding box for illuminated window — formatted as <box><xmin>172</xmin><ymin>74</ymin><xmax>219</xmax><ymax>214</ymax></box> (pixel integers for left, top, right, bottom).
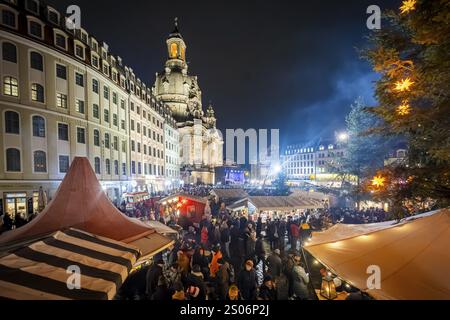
<box><xmin>170</xmin><ymin>43</ymin><xmax>178</xmax><ymax>58</ymax></box>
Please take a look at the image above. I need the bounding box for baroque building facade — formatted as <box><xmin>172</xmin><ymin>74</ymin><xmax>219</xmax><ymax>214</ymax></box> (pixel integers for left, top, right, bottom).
<box><xmin>153</xmin><ymin>20</ymin><xmax>223</xmax><ymax>185</ymax></box>
<box><xmin>0</xmin><ymin>0</ymin><xmax>179</xmax><ymax>221</ymax></box>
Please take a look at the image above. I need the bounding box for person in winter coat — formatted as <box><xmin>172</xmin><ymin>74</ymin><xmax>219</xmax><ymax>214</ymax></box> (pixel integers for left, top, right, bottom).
<box><xmin>177</xmin><ymin>251</ymin><xmax>191</xmax><ymax>276</ymax></box>
<box><xmin>184</xmin><ymin>265</ymin><xmax>207</xmax><ymax>300</ymax></box>
<box><xmin>258</xmin><ymin>275</ymin><xmax>277</xmax><ymax>300</ymax></box>
<box><xmin>216</xmin><ymin>258</ymin><xmax>231</xmax><ymax>300</ymax></box>
<box><xmin>255</xmin><ymin>236</ymin><xmax>266</xmax><ymax>270</ymax></box>
<box><xmin>290</xmin><ymin>222</ymin><xmax>300</xmax><ymax>251</ymax></box>
<box><xmin>209</xmin><ymin>247</ymin><xmax>223</xmax><ymax>279</ymax></box>
<box><xmin>220</xmin><ymin>221</ymin><xmax>231</xmax><ymax>258</ymax></box>
<box><xmin>166</xmin><ymin>263</ymin><xmax>182</xmax><ymax>293</ymax></box>
<box><xmin>256</xmin><ymin>216</ymin><xmax>263</xmax><ymax>238</ymax></box>
<box><xmin>245</xmin><ymin>230</ymin><xmax>256</xmax><ymax>262</ymax></box>
<box><xmin>292</xmin><ymin>258</ymin><xmax>310</xmax><ymax>300</ymax></box>
<box><xmin>277</xmin><ymin>219</ymin><xmax>287</xmax><ymax>251</ymax></box>
<box><xmin>146</xmin><ymin>259</ymin><xmax>164</xmax><ymax>299</ymax></box>
<box><xmin>266</xmin><ymin>249</ymin><xmax>282</xmax><ymax>279</ymax></box>
<box><xmin>151</xmin><ymin>276</ymin><xmax>171</xmax><ymax>300</ymax></box>
<box><xmin>201</xmin><ymin>226</ymin><xmax>209</xmax><ymax>247</ymax></box>
<box><xmin>237</xmin><ymin>260</ymin><xmax>257</xmax><ymax>300</ymax></box>
<box><xmin>191</xmin><ymin>246</ymin><xmax>210</xmax><ymax>277</ymax></box>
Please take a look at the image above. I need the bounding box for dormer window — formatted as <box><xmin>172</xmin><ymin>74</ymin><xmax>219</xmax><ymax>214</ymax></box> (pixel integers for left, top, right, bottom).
<box><xmin>25</xmin><ymin>0</ymin><xmax>39</xmax><ymax>15</ymax></box>
<box><xmin>54</xmin><ymin>30</ymin><xmax>67</xmax><ymax>50</ymax></box>
<box><xmin>28</xmin><ymin>19</ymin><xmax>44</xmax><ymax>40</ymax></box>
<box><xmin>90</xmin><ymin>39</ymin><xmax>98</xmax><ymax>52</ymax></box>
<box><xmin>91</xmin><ymin>53</ymin><xmax>99</xmax><ymax>68</ymax></box>
<box><xmin>74</xmin><ymin>41</ymin><xmax>85</xmax><ymax>60</ymax></box>
<box><xmin>47</xmin><ymin>7</ymin><xmax>59</xmax><ymax>25</ymax></box>
<box><xmin>102</xmin><ymin>61</ymin><xmax>109</xmax><ymax>76</ymax></box>
<box><xmin>80</xmin><ymin>31</ymin><xmax>88</xmax><ymax>44</ymax></box>
<box><xmin>1</xmin><ymin>8</ymin><xmax>18</xmax><ymax>29</ymax></box>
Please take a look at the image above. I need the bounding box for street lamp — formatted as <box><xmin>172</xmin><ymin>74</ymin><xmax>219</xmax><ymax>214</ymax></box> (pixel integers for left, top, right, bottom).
<box><xmin>337</xmin><ymin>132</ymin><xmax>349</xmax><ymax>142</ymax></box>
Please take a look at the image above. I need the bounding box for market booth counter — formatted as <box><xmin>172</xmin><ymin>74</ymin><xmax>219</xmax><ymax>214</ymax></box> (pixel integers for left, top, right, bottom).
<box><xmin>158</xmin><ymin>194</ymin><xmax>208</xmax><ymax>224</ymax></box>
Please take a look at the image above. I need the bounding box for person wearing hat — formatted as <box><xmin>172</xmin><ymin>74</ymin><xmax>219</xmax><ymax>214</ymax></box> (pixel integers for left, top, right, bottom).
<box><xmin>258</xmin><ymin>274</ymin><xmax>277</xmax><ymax>300</ymax></box>
<box><xmin>146</xmin><ymin>259</ymin><xmax>165</xmax><ymax>299</ymax></box>
<box><xmin>237</xmin><ymin>260</ymin><xmax>257</xmax><ymax>300</ymax></box>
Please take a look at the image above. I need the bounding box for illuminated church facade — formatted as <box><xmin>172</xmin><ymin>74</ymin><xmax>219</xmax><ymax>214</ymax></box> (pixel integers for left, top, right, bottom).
<box><xmin>153</xmin><ymin>20</ymin><xmax>223</xmax><ymax>184</ymax></box>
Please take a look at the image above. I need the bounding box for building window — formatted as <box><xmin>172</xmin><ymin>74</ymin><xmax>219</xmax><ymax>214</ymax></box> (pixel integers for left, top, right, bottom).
<box><xmin>56</xmin><ymin>64</ymin><xmax>67</xmax><ymax>79</ymax></box>
<box><xmin>56</xmin><ymin>93</ymin><xmax>67</xmax><ymax>109</ymax></box>
<box><xmin>104</xmin><ymin>133</ymin><xmax>110</xmax><ymax>149</ymax></box>
<box><xmin>91</xmin><ymin>55</ymin><xmax>99</xmax><ymax>68</ymax></box>
<box><xmin>103</xmin><ymin>86</ymin><xmax>109</xmax><ymax>99</ymax></box>
<box><xmin>75</xmin><ymin>99</ymin><xmax>84</xmax><ymax>114</ymax></box>
<box><xmin>55</xmin><ymin>33</ymin><xmax>67</xmax><ymax>50</ymax></box>
<box><xmin>93</xmin><ymin>104</ymin><xmax>99</xmax><ymax>119</ymax></box>
<box><xmin>93</xmin><ymin>129</ymin><xmax>100</xmax><ymax>146</ymax></box>
<box><xmin>33</xmin><ymin>150</ymin><xmax>47</xmax><ymax>173</ymax></box>
<box><xmin>2</xmin><ymin>42</ymin><xmax>17</xmax><ymax>63</ymax></box>
<box><xmin>105</xmin><ymin>159</ymin><xmax>111</xmax><ymax>175</ymax></box>
<box><xmin>1</xmin><ymin>9</ymin><xmax>17</xmax><ymax>29</ymax></box>
<box><xmin>3</xmin><ymin>76</ymin><xmax>19</xmax><ymax>97</ymax></box>
<box><xmin>48</xmin><ymin>9</ymin><xmax>59</xmax><ymax>25</ymax></box>
<box><xmin>75</xmin><ymin>72</ymin><xmax>84</xmax><ymax>86</ymax></box>
<box><xmin>130</xmin><ymin>119</ymin><xmax>135</xmax><ymax>131</ymax></box>
<box><xmin>131</xmin><ymin>161</ymin><xmax>136</xmax><ymax>174</ymax></box>
<box><xmin>113</xmin><ymin>136</ymin><xmax>118</xmax><ymax>151</ymax></box>
<box><xmin>26</xmin><ymin>0</ymin><xmax>39</xmax><ymax>14</ymax></box>
<box><xmin>120</xmin><ymin>100</ymin><xmax>125</xmax><ymax>109</ymax></box>
<box><xmin>92</xmin><ymin>79</ymin><xmax>99</xmax><ymax>93</ymax></box>
<box><xmin>122</xmin><ymin>163</ymin><xmax>126</xmax><ymax>176</ymax></box>
<box><xmin>58</xmin><ymin>123</ymin><xmax>68</xmax><ymax>141</ymax></box>
<box><xmin>31</xmin><ymin>83</ymin><xmax>44</xmax><ymax>102</ymax></box>
<box><xmin>121</xmin><ymin>120</ymin><xmax>125</xmax><ymax>130</ymax></box>
<box><xmin>32</xmin><ymin>115</ymin><xmax>45</xmax><ymax>137</ymax></box>
<box><xmin>121</xmin><ymin>141</ymin><xmax>126</xmax><ymax>153</ymax></box>
<box><xmin>113</xmin><ymin>114</ymin><xmax>118</xmax><ymax>126</ymax></box>
<box><xmin>114</xmin><ymin>160</ymin><xmax>119</xmax><ymax>175</ymax></box>
<box><xmin>6</xmin><ymin>148</ymin><xmax>20</xmax><ymax>172</ymax></box>
<box><xmin>104</xmin><ymin>109</ymin><xmax>109</xmax><ymax>123</ymax></box>
<box><xmin>112</xmin><ymin>92</ymin><xmax>117</xmax><ymax>104</ymax></box>
<box><xmin>5</xmin><ymin>110</ymin><xmax>20</xmax><ymax>134</ymax></box>
<box><xmin>28</xmin><ymin>21</ymin><xmax>43</xmax><ymax>39</ymax></box>
<box><xmin>138</xmin><ymin>162</ymin><xmax>142</xmax><ymax>175</ymax></box>
<box><xmin>94</xmin><ymin>157</ymin><xmax>100</xmax><ymax>174</ymax></box>
<box><xmin>59</xmin><ymin>155</ymin><xmax>69</xmax><ymax>173</ymax></box>
<box><xmin>75</xmin><ymin>44</ymin><xmax>85</xmax><ymax>60</ymax></box>
<box><xmin>76</xmin><ymin>127</ymin><xmax>85</xmax><ymax>144</ymax></box>
<box><xmin>131</xmin><ymin>140</ymin><xmax>135</xmax><ymax>152</ymax></box>
<box><xmin>30</xmin><ymin>52</ymin><xmax>43</xmax><ymax>71</ymax></box>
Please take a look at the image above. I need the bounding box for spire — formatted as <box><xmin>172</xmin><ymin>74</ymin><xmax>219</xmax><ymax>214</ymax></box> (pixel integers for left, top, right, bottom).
<box><xmin>169</xmin><ymin>17</ymin><xmax>183</xmax><ymax>39</ymax></box>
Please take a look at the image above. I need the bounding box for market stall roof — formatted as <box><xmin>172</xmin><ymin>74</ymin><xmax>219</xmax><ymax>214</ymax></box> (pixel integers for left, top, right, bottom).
<box><xmin>141</xmin><ymin>220</ymin><xmax>178</xmax><ymax>236</ymax></box>
<box><xmin>307</xmin><ymin>210</ymin><xmax>437</xmax><ymax>246</ymax></box>
<box><xmin>0</xmin><ymin>157</ymin><xmax>173</xmax><ymax>258</ymax></box>
<box><xmin>210</xmin><ymin>188</ymin><xmax>248</xmax><ymax>200</ymax></box>
<box><xmin>158</xmin><ymin>193</ymin><xmax>208</xmax><ymax>205</ymax></box>
<box><xmin>0</xmin><ymin>228</ymin><xmax>140</xmax><ymax>300</ymax></box>
<box><xmin>228</xmin><ymin>196</ymin><xmax>324</xmax><ymax>212</ymax></box>
<box><xmin>304</xmin><ymin>209</ymin><xmax>450</xmax><ymax>300</ymax></box>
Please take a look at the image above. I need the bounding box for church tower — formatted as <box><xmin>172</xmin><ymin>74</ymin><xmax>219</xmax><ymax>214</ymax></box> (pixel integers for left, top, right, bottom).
<box><xmin>165</xmin><ymin>18</ymin><xmax>187</xmax><ymax>72</ymax></box>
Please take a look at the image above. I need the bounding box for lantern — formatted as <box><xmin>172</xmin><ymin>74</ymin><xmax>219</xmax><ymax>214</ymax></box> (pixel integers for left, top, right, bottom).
<box><xmin>320</xmin><ymin>275</ymin><xmax>337</xmax><ymax>300</ymax></box>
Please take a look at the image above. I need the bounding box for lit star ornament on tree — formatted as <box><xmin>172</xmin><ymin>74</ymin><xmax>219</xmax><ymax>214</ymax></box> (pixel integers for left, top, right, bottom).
<box><xmin>397</xmin><ymin>102</ymin><xmax>411</xmax><ymax>116</ymax></box>
<box><xmin>394</xmin><ymin>78</ymin><xmax>414</xmax><ymax>92</ymax></box>
<box><xmin>372</xmin><ymin>175</ymin><xmax>386</xmax><ymax>188</ymax></box>
<box><xmin>400</xmin><ymin>0</ymin><xmax>417</xmax><ymax>14</ymax></box>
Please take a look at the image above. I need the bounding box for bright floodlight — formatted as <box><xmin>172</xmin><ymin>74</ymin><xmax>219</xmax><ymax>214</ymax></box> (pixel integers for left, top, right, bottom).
<box><xmin>338</xmin><ymin>132</ymin><xmax>349</xmax><ymax>141</ymax></box>
<box><xmin>273</xmin><ymin>164</ymin><xmax>282</xmax><ymax>174</ymax></box>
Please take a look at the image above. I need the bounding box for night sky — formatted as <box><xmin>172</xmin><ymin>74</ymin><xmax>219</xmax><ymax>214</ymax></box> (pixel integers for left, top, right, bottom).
<box><xmin>46</xmin><ymin>0</ymin><xmax>398</xmax><ymax>148</ymax></box>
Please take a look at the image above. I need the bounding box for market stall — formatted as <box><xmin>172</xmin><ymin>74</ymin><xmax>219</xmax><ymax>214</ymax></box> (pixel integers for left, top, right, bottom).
<box><xmin>304</xmin><ymin>209</ymin><xmax>450</xmax><ymax>300</ymax></box>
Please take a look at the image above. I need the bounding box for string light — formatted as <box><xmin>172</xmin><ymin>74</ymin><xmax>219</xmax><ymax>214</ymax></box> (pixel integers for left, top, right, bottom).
<box><xmin>394</xmin><ymin>78</ymin><xmax>414</xmax><ymax>92</ymax></box>
<box><xmin>400</xmin><ymin>0</ymin><xmax>417</xmax><ymax>14</ymax></box>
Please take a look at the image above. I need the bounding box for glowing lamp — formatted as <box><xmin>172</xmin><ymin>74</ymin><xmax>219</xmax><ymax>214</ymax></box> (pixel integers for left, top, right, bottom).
<box><xmin>371</xmin><ymin>175</ymin><xmax>386</xmax><ymax>188</ymax></box>
<box><xmin>181</xmin><ymin>199</ymin><xmax>188</xmax><ymax>205</ymax></box>
<box><xmin>320</xmin><ymin>275</ymin><xmax>337</xmax><ymax>300</ymax></box>
<box><xmin>397</xmin><ymin>102</ymin><xmax>411</xmax><ymax>116</ymax></box>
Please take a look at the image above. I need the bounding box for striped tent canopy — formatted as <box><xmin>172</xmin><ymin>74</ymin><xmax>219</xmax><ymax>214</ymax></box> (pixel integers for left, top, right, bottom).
<box><xmin>0</xmin><ymin>228</ymin><xmax>140</xmax><ymax>300</ymax></box>
<box><xmin>0</xmin><ymin>157</ymin><xmax>173</xmax><ymax>260</ymax></box>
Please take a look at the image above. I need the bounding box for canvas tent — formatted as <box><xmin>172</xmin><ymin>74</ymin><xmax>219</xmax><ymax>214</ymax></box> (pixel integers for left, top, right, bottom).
<box><xmin>304</xmin><ymin>209</ymin><xmax>450</xmax><ymax>300</ymax></box>
<box><xmin>228</xmin><ymin>196</ymin><xmax>324</xmax><ymax>212</ymax></box>
<box><xmin>0</xmin><ymin>157</ymin><xmax>173</xmax><ymax>260</ymax></box>
<box><xmin>0</xmin><ymin>228</ymin><xmax>140</xmax><ymax>300</ymax></box>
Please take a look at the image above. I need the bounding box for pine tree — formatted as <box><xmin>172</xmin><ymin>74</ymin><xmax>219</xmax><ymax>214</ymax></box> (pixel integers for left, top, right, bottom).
<box><xmin>363</xmin><ymin>0</ymin><xmax>450</xmax><ymax>208</ymax></box>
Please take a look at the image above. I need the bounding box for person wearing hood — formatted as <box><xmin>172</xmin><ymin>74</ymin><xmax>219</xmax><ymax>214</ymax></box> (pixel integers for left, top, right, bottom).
<box><xmin>146</xmin><ymin>259</ymin><xmax>165</xmax><ymax>299</ymax></box>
